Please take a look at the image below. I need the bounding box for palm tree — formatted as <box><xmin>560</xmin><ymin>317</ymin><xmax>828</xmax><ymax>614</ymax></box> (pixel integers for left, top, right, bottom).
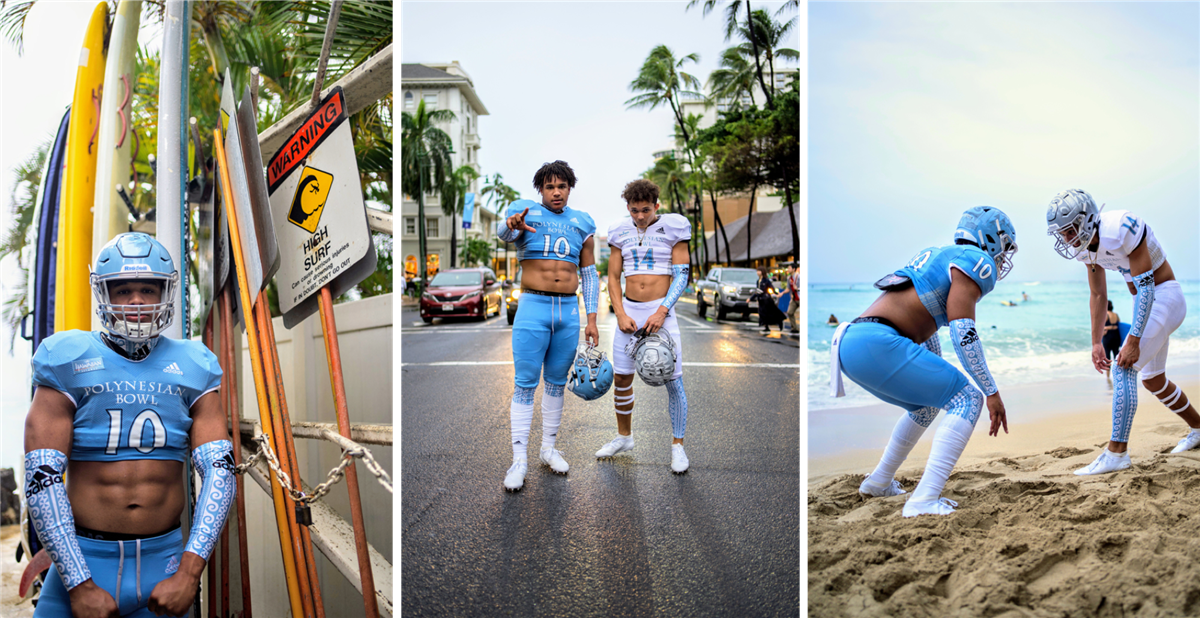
<box><xmin>628</xmin><ymin>45</ymin><xmax>714</xmax><ymax>276</ymax></box>
<box><xmin>401</xmin><ymin>99</ymin><xmax>456</xmax><ymax>285</ymax></box>
<box><xmin>626</xmin><ymin>45</ymin><xmax>704</xmax><ymax>144</ymax></box>
<box><xmin>440</xmin><ymin>164</ymin><xmax>480</xmax><ymax>269</ymax></box>
<box><xmin>708</xmin><ymin>46</ymin><xmax>757</xmax><ymax>111</ymax></box>
<box><xmin>480</xmin><ymin>172</ymin><xmax>521</xmax><ymax>214</ymax></box>
<box><xmin>737</xmin><ymin>9</ymin><xmax>799</xmax><ymax>97</ymax></box>
<box><xmin>1</xmin><ymin>139</ymin><xmax>49</xmax><ymax>349</ymax></box>
<box><xmin>685</xmin><ymin>0</ymin><xmax>771</xmax><ymax>106</ymax></box>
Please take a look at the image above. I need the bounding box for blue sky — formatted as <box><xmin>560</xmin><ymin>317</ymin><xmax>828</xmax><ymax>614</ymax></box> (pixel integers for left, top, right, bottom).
<box><xmin>809</xmin><ymin>2</ymin><xmax>1200</xmax><ymax>284</ymax></box>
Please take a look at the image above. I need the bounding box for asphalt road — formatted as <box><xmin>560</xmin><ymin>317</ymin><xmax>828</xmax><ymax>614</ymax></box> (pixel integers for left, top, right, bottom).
<box><xmin>400</xmin><ymin>296</ymin><xmax>800</xmax><ymax>617</ymax></box>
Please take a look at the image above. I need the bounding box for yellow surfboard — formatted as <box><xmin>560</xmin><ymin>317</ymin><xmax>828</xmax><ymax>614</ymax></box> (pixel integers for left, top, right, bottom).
<box><xmin>55</xmin><ymin>1</ymin><xmax>108</xmax><ymax>333</ymax></box>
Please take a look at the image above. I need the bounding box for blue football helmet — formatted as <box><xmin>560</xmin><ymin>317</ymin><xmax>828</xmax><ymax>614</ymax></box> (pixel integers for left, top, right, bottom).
<box><xmin>90</xmin><ymin>232</ymin><xmax>178</xmax><ymax>357</ymax></box>
<box><xmin>953</xmin><ymin>206</ymin><xmax>1018</xmax><ymax>280</ymax></box>
<box><xmin>567</xmin><ymin>344</ymin><xmax>614</xmax><ymax>401</ymax></box>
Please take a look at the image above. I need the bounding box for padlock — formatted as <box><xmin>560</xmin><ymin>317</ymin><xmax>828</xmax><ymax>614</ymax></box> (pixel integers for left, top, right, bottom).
<box><xmin>295</xmin><ymin>503</ymin><xmax>313</xmax><ymax>527</ymax></box>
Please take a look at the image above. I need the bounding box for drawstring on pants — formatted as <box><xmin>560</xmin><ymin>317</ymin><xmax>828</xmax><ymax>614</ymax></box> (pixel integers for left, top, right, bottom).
<box><xmin>113</xmin><ymin>538</ymin><xmax>144</xmax><ymax>608</ymax></box>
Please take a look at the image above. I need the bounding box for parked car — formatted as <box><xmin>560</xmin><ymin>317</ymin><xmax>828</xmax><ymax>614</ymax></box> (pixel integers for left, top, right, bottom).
<box><xmin>695</xmin><ymin>267</ymin><xmax>760</xmax><ymax>320</ymax></box>
<box><xmin>420</xmin><ymin>268</ymin><xmax>502</xmax><ymax>323</ymax></box>
<box><xmin>505</xmin><ymin>269</ymin><xmax>522</xmax><ymax>325</ymax></box>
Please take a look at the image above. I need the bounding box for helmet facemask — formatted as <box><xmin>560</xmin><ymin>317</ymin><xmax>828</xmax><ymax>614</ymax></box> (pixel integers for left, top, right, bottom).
<box><xmin>91</xmin><ymin>273</ymin><xmax>178</xmax><ymax>359</ymax></box>
<box><xmin>994</xmin><ymin>238</ymin><xmax>1017</xmax><ymax>280</ymax></box>
<box><xmin>1048</xmin><ymin>213</ymin><xmax>1096</xmax><ymax>260</ymax></box>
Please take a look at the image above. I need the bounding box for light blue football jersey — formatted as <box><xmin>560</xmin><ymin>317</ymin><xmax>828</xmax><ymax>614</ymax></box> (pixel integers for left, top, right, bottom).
<box><xmin>503</xmin><ymin>199</ymin><xmax>596</xmax><ymax>265</ymax></box>
<box><xmin>31</xmin><ymin>331</ymin><xmax>222</xmax><ymax>463</ymax></box>
<box><xmin>886</xmin><ymin>244</ymin><xmax>998</xmax><ymax>328</ymax></box>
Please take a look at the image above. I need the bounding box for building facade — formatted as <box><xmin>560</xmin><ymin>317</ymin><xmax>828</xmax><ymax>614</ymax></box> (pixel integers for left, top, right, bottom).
<box><xmin>400</xmin><ymin>62</ymin><xmax>498</xmax><ymax>283</ymax></box>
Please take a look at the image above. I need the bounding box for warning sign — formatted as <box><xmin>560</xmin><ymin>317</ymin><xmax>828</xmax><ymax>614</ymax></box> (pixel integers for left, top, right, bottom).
<box><xmin>286</xmin><ymin>166</ymin><xmax>333</xmax><ymax>233</ymax></box>
<box><xmin>266</xmin><ymin>86</ymin><xmax>375</xmax><ymax>329</ymax></box>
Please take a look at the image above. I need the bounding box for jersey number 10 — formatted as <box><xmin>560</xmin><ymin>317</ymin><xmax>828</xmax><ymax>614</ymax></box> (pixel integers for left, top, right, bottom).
<box><xmin>106</xmin><ymin>408</ymin><xmax>167</xmax><ymax>454</ymax></box>
<box><xmin>541</xmin><ymin>235</ymin><xmax>570</xmax><ymax>259</ymax></box>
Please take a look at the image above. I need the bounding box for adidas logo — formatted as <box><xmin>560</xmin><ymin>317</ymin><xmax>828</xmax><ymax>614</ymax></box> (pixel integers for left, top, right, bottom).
<box><xmin>163</xmin><ymin>362</ymin><xmax>184</xmax><ymax>376</ymax></box>
<box><xmin>570</xmin><ymin>217</ymin><xmax>579</xmax><ymax>224</ymax></box>
<box><xmin>655</xmin><ymin>226</ymin><xmax>665</xmax><ymax>233</ymax></box>
<box><xmin>165</xmin><ymin>555</ymin><xmax>179</xmax><ymax>574</ymax></box>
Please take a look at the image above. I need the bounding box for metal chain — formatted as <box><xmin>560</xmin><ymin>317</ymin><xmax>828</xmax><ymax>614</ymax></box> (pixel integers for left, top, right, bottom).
<box><xmin>233</xmin><ymin>433</ymin><xmax>393</xmax><ymax>506</ymax></box>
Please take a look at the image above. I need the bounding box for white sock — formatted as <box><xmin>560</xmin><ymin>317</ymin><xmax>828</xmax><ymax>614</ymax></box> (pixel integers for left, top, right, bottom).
<box><xmin>541</xmin><ymin>384</ymin><xmax>565</xmax><ymax>451</ymax></box>
<box><xmin>910</xmin><ymin>414</ymin><xmax>974</xmax><ymax>503</ymax></box>
<box><xmin>511</xmin><ymin>386</ymin><xmax>536</xmax><ymax>460</ymax></box>
<box><xmin>866</xmin><ymin>413</ymin><xmax>928</xmax><ymax>487</ymax></box>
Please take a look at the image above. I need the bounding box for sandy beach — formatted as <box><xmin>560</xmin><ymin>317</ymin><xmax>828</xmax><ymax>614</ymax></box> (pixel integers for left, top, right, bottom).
<box><xmin>809</xmin><ymin>372</ymin><xmax>1200</xmax><ymax>617</ymax></box>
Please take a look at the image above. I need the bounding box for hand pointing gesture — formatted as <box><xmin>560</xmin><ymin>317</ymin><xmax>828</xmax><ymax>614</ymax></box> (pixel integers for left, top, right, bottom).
<box><xmin>507</xmin><ymin>207</ymin><xmax>536</xmax><ymax>234</ymax></box>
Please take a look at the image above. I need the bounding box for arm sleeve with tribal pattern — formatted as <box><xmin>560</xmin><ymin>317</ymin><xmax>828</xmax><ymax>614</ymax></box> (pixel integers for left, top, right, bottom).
<box><xmin>184</xmin><ymin>440</ymin><xmax>236</xmax><ymax>561</ymax></box>
<box><xmin>1129</xmin><ymin>271</ymin><xmax>1155</xmax><ymax>338</ymax></box>
<box><xmin>580</xmin><ymin>265</ymin><xmax>599</xmax><ymax>315</ymax></box>
<box><xmin>496</xmin><ymin>219</ymin><xmax>521</xmax><ymax>242</ymax></box>
<box><xmin>25</xmin><ymin>449</ymin><xmax>91</xmax><ymax>589</ymax></box>
<box><xmin>661</xmin><ymin>264</ymin><xmax>689</xmax><ymax>311</ymax></box>
<box><xmin>948</xmin><ymin>318</ymin><xmax>998</xmax><ymax>396</ymax></box>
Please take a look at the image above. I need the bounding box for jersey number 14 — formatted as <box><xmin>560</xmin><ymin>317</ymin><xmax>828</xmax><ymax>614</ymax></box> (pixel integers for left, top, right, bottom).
<box><xmin>630</xmin><ymin>248</ymin><xmax>655</xmax><ymax>271</ymax></box>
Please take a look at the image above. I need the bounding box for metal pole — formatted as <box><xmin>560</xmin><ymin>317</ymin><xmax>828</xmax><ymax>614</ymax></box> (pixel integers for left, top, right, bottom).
<box><xmin>219</xmin><ymin>289</ymin><xmax>253</xmax><ymax>618</ymax></box>
<box><xmin>213</xmin><ymin>127</ymin><xmax>305</xmax><ymax>618</ymax></box>
<box><xmin>253</xmin><ymin>296</ymin><xmax>316</xmax><ymax>618</ymax></box>
<box><xmin>311</xmin><ymin>0</ymin><xmax>344</xmax><ymax>108</ymax></box>
<box><xmin>317</xmin><ymin>286</ymin><xmax>379</xmax><ymax>617</ymax></box>
<box><xmin>417</xmin><ymin>154</ymin><xmax>428</xmax><ymax>291</ymax></box>
<box><xmin>258</xmin><ymin>292</ymin><xmax>327</xmax><ymax>618</ymax></box>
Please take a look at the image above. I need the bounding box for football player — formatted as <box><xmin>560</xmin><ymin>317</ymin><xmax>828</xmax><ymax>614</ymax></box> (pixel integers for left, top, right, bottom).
<box><xmin>496</xmin><ymin>161</ymin><xmax>599</xmax><ymax>491</ymax></box>
<box><xmin>23</xmin><ymin>232</ymin><xmax>233</xmax><ymax>617</ymax></box>
<box><xmin>1047</xmin><ymin>189</ymin><xmax>1200</xmax><ymax>475</ymax></box>
<box><xmin>831</xmin><ymin>207</ymin><xmax>1016</xmax><ymax>517</ymax></box>
<box><xmin>597</xmin><ymin>179</ymin><xmax>692</xmax><ymax>473</ymax></box>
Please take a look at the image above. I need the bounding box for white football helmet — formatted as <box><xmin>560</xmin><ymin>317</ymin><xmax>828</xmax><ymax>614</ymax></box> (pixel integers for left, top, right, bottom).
<box><xmin>1046</xmin><ymin>189</ymin><xmax>1101</xmax><ymax>260</ymax></box>
<box><xmin>625</xmin><ymin>328</ymin><xmax>678</xmax><ymax>387</ymax></box>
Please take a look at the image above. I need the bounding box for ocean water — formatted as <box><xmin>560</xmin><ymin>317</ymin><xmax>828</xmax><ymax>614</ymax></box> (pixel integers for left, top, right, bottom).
<box><xmin>809</xmin><ymin>280</ymin><xmax>1200</xmax><ymax>411</ymax></box>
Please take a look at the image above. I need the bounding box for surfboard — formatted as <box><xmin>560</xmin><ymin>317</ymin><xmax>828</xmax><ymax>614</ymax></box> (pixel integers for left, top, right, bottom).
<box><xmin>54</xmin><ymin>1</ymin><xmax>107</xmax><ymax>333</ymax></box>
<box><xmin>91</xmin><ymin>0</ymin><xmax>143</xmax><ymax>329</ymax></box>
<box><xmin>157</xmin><ymin>0</ymin><xmax>190</xmax><ymax>339</ymax></box>
<box><xmin>31</xmin><ymin>109</ymin><xmax>71</xmax><ymax>356</ymax></box>
<box><xmin>1119</xmin><ymin>321</ymin><xmax>1131</xmax><ymax>343</ymax></box>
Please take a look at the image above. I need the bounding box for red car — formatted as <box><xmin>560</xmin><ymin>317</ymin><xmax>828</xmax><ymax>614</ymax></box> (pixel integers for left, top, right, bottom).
<box><xmin>420</xmin><ymin>268</ymin><xmax>503</xmax><ymax>323</ymax></box>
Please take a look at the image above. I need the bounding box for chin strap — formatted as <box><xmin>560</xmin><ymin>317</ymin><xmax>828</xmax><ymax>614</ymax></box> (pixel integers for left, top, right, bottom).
<box><xmin>1129</xmin><ymin>271</ymin><xmax>1155</xmax><ymax>338</ymax></box>
<box><xmin>184</xmin><ymin>440</ymin><xmax>236</xmax><ymax>562</ymax></box>
<box><xmin>101</xmin><ymin>332</ymin><xmax>157</xmax><ymax>361</ymax></box>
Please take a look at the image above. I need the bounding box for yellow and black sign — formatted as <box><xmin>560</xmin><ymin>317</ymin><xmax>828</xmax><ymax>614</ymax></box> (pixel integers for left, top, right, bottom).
<box><xmin>286</xmin><ymin>166</ymin><xmax>334</xmax><ymax>233</ymax></box>
<box><xmin>220</xmin><ymin>108</ymin><xmax>230</xmax><ymax>135</ymax></box>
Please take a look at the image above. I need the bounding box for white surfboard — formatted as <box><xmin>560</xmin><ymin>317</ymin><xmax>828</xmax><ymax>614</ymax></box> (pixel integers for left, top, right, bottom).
<box><xmin>91</xmin><ymin>0</ymin><xmax>142</xmax><ymax>329</ymax></box>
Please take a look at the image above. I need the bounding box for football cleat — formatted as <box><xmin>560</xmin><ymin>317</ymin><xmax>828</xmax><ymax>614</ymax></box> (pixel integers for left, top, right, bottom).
<box><xmin>625</xmin><ymin>327</ymin><xmax>677</xmax><ymax>387</ymax></box>
<box><xmin>1172</xmin><ymin>429</ymin><xmax>1200</xmax><ymax>454</ymax></box>
<box><xmin>567</xmin><ymin>344</ymin><xmax>614</xmax><ymax>400</ymax></box>
<box><xmin>503</xmin><ymin>459</ymin><xmax>528</xmax><ymax>491</ymax></box>
<box><xmin>539</xmin><ymin>448</ymin><xmax>569</xmax><ymax>474</ymax></box>
<box><xmin>859</xmin><ymin>478</ymin><xmax>906</xmax><ymax>497</ymax></box>
<box><xmin>671</xmin><ymin>444</ymin><xmax>689</xmax><ymax>474</ymax></box>
<box><xmin>1074</xmin><ymin>449</ymin><xmax>1131</xmax><ymax>476</ymax></box>
<box><xmin>596</xmin><ymin>435</ymin><xmax>635</xmax><ymax>458</ymax></box>
<box><xmin>902</xmin><ymin>497</ymin><xmax>958</xmax><ymax>517</ymax></box>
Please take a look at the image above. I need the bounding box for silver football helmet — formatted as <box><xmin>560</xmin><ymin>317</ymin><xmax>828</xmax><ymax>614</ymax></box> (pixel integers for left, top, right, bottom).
<box><xmin>625</xmin><ymin>327</ymin><xmax>678</xmax><ymax>387</ymax></box>
<box><xmin>1046</xmin><ymin>189</ymin><xmax>1101</xmax><ymax>260</ymax></box>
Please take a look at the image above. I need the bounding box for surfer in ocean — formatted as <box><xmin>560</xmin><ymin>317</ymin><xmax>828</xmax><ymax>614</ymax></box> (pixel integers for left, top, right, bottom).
<box><xmin>1047</xmin><ymin>189</ymin><xmax>1200</xmax><ymax>475</ymax></box>
<box><xmin>829</xmin><ymin>207</ymin><xmax>1017</xmax><ymax>517</ymax></box>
